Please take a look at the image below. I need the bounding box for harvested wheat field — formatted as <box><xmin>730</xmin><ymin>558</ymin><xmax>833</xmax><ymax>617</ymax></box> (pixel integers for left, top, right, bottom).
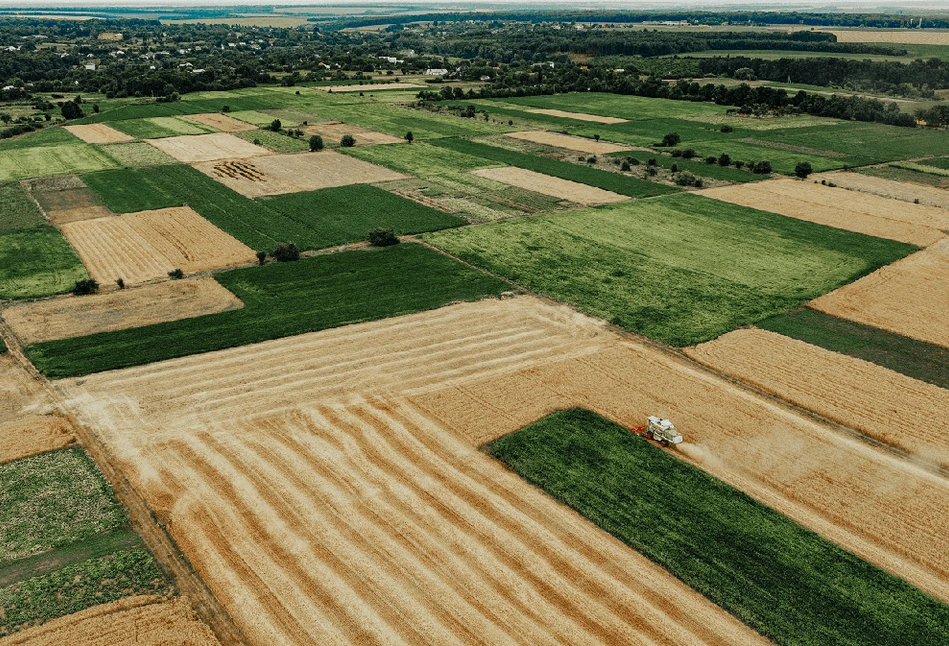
<box><xmin>524</xmin><ymin>109</ymin><xmax>627</xmax><ymax>124</ymax></box>
<box><xmin>505</xmin><ymin>131</ymin><xmax>630</xmax><ymax>154</ymax></box>
<box><xmin>686</xmin><ymin>328</ymin><xmax>949</xmax><ymax>469</ymax></box>
<box><xmin>700</xmin><ymin>179</ymin><xmax>947</xmax><ymax>246</ymax></box>
<box><xmin>829</xmin><ymin>29</ymin><xmax>949</xmax><ymax>45</ymax></box>
<box><xmin>3</xmin><ymin>277</ymin><xmax>242</xmax><ymax>345</ymax></box>
<box><xmin>57</xmin><ymin>296</ymin><xmax>949</xmax><ymax>645</ymax></box>
<box><xmin>184</xmin><ymin>113</ymin><xmax>257</xmax><ymax>133</ymax></box>
<box><xmin>62</xmin><ymin>207</ymin><xmax>254</xmax><ymax>285</ymax></box>
<box><xmin>194</xmin><ymin>151</ymin><xmax>408</xmax><ymax>198</ymax></box>
<box><xmin>64</xmin><ymin>124</ymin><xmax>135</xmax><ymax>145</ymax></box>
<box><xmin>0</xmin><ymin>354</ymin><xmax>53</xmax><ymax>423</ymax></box>
<box><xmin>472</xmin><ymin>167</ymin><xmax>628</xmax><ymax>205</ymax></box>
<box><xmin>302</xmin><ymin>122</ymin><xmax>403</xmax><ymax>146</ymax></box>
<box><xmin>812</xmin><ymin>171</ymin><xmax>949</xmax><ymax>211</ymax></box>
<box><xmin>0</xmin><ymin>414</ymin><xmax>75</xmax><ymax>464</ymax></box>
<box><xmin>147</xmin><ymin>132</ymin><xmax>271</xmax><ymax>164</ymax></box>
<box><xmin>31</xmin><ymin>187</ymin><xmax>112</xmax><ymax>225</ymax></box>
<box><xmin>0</xmin><ymin>595</ymin><xmax>220</xmax><ymax>646</ymax></box>
<box><xmin>810</xmin><ymin>239</ymin><xmax>949</xmax><ymax>348</ymax></box>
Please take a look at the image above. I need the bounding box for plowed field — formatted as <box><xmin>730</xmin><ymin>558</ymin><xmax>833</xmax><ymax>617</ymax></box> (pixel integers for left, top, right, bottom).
<box><xmin>813</xmin><ymin>171</ymin><xmax>949</xmax><ymax>211</ymax></box>
<box><xmin>184</xmin><ymin>113</ymin><xmax>257</xmax><ymax>133</ymax></box>
<box><xmin>810</xmin><ymin>239</ymin><xmax>949</xmax><ymax>348</ymax></box>
<box><xmin>61</xmin><ymin>207</ymin><xmax>255</xmax><ymax>285</ymax></box>
<box><xmin>58</xmin><ymin>296</ymin><xmax>949</xmax><ymax>644</ymax></box>
<box><xmin>700</xmin><ymin>179</ymin><xmax>947</xmax><ymax>246</ymax></box>
<box><xmin>303</xmin><ymin>123</ymin><xmax>402</xmax><ymax>146</ymax></box>
<box><xmin>471</xmin><ymin>167</ymin><xmax>628</xmax><ymax>205</ymax></box>
<box><xmin>0</xmin><ymin>595</ymin><xmax>219</xmax><ymax>646</ymax></box>
<box><xmin>3</xmin><ymin>277</ymin><xmax>242</xmax><ymax>345</ymax></box>
<box><xmin>505</xmin><ymin>131</ymin><xmax>630</xmax><ymax>154</ymax></box>
<box><xmin>686</xmin><ymin>328</ymin><xmax>949</xmax><ymax>469</ymax></box>
<box><xmin>147</xmin><ymin>133</ymin><xmax>271</xmax><ymax>163</ymax></box>
<box><xmin>193</xmin><ymin>151</ymin><xmax>408</xmax><ymax>198</ymax></box>
<box><xmin>524</xmin><ymin>109</ymin><xmax>627</xmax><ymax>124</ymax></box>
<box><xmin>63</xmin><ymin>124</ymin><xmax>134</xmax><ymax>145</ymax></box>
<box><xmin>0</xmin><ymin>414</ymin><xmax>74</xmax><ymax>464</ymax></box>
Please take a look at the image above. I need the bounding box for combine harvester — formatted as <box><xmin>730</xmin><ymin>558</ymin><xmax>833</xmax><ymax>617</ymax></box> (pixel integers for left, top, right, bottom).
<box><xmin>634</xmin><ymin>416</ymin><xmax>683</xmax><ymax>448</ymax></box>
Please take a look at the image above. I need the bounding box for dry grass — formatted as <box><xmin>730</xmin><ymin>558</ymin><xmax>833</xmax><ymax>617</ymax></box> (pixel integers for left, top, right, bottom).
<box><xmin>315</xmin><ymin>82</ymin><xmax>423</xmax><ymax>92</ymax></box>
<box><xmin>302</xmin><ymin>123</ymin><xmax>403</xmax><ymax>146</ymax></box>
<box><xmin>63</xmin><ymin>124</ymin><xmax>134</xmax><ymax>145</ymax></box>
<box><xmin>0</xmin><ymin>415</ymin><xmax>75</xmax><ymax>464</ymax></box>
<box><xmin>471</xmin><ymin>167</ymin><xmax>628</xmax><ymax>205</ymax></box>
<box><xmin>505</xmin><ymin>131</ymin><xmax>630</xmax><ymax>154</ymax></box>
<box><xmin>812</xmin><ymin>171</ymin><xmax>949</xmax><ymax>211</ymax></box>
<box><xmin>183</xmin><ymin>113</ymin><xmax>257</xmax><ymax>133</ymax></box>
<box><xmin>810</xmin><ymin>239</ymin><xmax>949</xmax><ymax>348</ymax></box>
<box><xmin>829</xmin><ymin>29</ymin><xmax>949</xmax><ymax>45</ymax></box>
<box><xmin>524</xmin><ymin>109</ymin><xmax>627</xmax><ymax>124</ymax></box>
<box><xmin>147</xmin><ymin>133</ymin><xmax>271</xmax><ymax>163</ymax></box>
<box><xmin>3</xmin><ymin>277</ymin><xmax>242</xmax><ymax>345</ymax></box>
<box><xmin>0</xmin><ymin>355</ymin><xmax>53</xmax><ymax>425</ymax></box>
<box><xmin>700</xmin><ymin>179</ymin><xmax>947</xmax><ymax>246</ymax></box>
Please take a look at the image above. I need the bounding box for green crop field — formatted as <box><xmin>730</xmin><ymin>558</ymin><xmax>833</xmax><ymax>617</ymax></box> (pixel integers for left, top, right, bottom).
<box><xmin>109</xmin><ymin>116</ymin><xmax>217</xmax><ymax>139</ymax></box>
<box><xmin>487</xmin><ymin>409</ymin><xmax>949</xmax><ymax>646</ymax></box>
<box><xmin>759</xmin><ymin>309</ymin><xmax>949</xmax><ymax>390</ymax></box>
<box><xmin>431</xmin><ymin>138</ymin><xmax>680</xmax><ymax>198</ymax></box>
<box><xmin>229</xmin><ymin>110</ymin><xmax>280</xmax><ymax>127</ymax></box>
<box><xmin>344</xmin><ymin>141</ymin><xmax>500</xmax><ymax>176</ymax></box>
<box><xmin>919</xmin><ymin>156</ymin><xmax>949</xmax><ymax>171</ymax></box>
<box><xmin>0</xmin><ymin>143</ymin><xmax>120</xmax><ymax>182</ymax></box>
<box><xmin>27</xmin><ymin>243</ymin><xmax>508</xmax><ymax>378</ymax></box>
<box><xmin>0</xmin><ymin>228</ymin><xmax>88</xmax><ymax>300</ymax></box>
<box><xmin>236</xmin><ymin>128</ymin><xmax>310</xmax><ymax>152</ymax></box>
<box><xmin>316</xmin><ymin>103</ymin><xmax>513</xmax><ymax>140</ymax></box>
<box><xmin>426</xmin><ymin>193</ymin><xmax>914</xmax><ymax>346</ymax></box>
<box><xmin>858</xmin><ymin>164</ymin><xmax>949</xmax><ymax>188</ymax></box>
<box><xmin>0</xmin><ymin>127</ymin><xmax>81</xmax><ymax>151</ymax></box>
<box><xmin>610</xmin><ymin>149</ymin><xmax>765</xmax><ymax>183</ymax></box>
<box><xmin>0</xmin><ymin>183</ymin><xmax>46</xmax><ymax>231</ymax></box>
<box><xmin>499</xmin><ymin>92</ymin><xmax>728</xmax><ymax>120</ymax></box>
<box><xmin>100</xmin><ymin>141</ymin><xmax>178</xmax><ymax>168</ymax></box>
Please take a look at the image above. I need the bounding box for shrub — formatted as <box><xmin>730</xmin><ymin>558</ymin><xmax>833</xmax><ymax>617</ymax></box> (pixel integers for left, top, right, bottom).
<box><xmin>273</xmin><ymin>242</ymin><xmax>300</xmax><ymax>262</ymax></box>
<box><xmin>734</xmin><ymin>160</ymin><xmax>745</xmax><ymax>170</ymax></box>
<box><xmin>340</xmin><ymin>134</ymin><xmax>356</xmax><ymax>147</ymax></box>
<box><xmin>720</xmin><ymin>125</ymin><xmax>734</xmax><ymax>133</ymax></box>
<box><xmin>753</xmin><ymin>160</ymin><xmax>773</xmax><ymax>175</ymax></box>
<box><xmin>718</xmin><ymin>153</ymin><xmax>731</xmax><ymax>167</ymax></box>
<box><xmin>72</xmin><ymin>279</ymin><xmax>98</xmax><ymax>296</ymax></box>
<box><xmin>221</xmin><ymin>105</ymin><xmax>231</xmax><ymax>113</ymax></box>
<box><xmin>626</xmin><ymin>156</ymin><xmax>639</xmax><ymax>166</ymax></box>
<box><xmin>405</xmin><ymin>131</ymin><xmax>414</xmax><ymax>143</ymax></box>
<box><xmin>368</xmin><ymin>227</ymin><xmax>400</xmax><ymax>247</ymax></box>
<box><xmin>647</xmin><ymin>158</ymin><xmax>657</xmax><ymax>167</ymax></box>
<box><xmin>647</xmin><ymin>167</ymin><xmax>657</xmax><ymax>176</ymax></box>
<box><xmin>681</xmin><ymin>149</ymin><xmax>696</xmax><ymax>159</ymax></box>
<box><xmin>256</xmin><ymin>250</ymin><xmax>267</xmax><ymax>265</ymax></box>
<box><xmin>671</xmin><ymin>148</ymin><xmax>683</xmax><ymax>158</ymax></box>
<box><xmin>705</xmin><ymin>156</ymin><xmax>717</xmax><ymax>165</ymax></box>
<box><xmin>794</xmin><ymin>161</ymin><xmax>813</xmax><ymax>178</ymax></box>
<box><xmin>309</xmin><ymin>135</ymin><xmax>324</xmax><ymax>152</ymax></box>
<box><xmin>587</xmin><ymin>155</ymin><xmax>597</xmax><ymax>164</ymax></box>
<box><xmin>593</xmin><ymin>134</ymin><xmax>601</xmax><ymax>142</ymax></box>
<box><xmin>675</xmin><ymin>171</ymin><xmax>702</xmax><ymax>187</ymax></box>
<box><xmin>671</xmin><ymin>163</ymin><xmax>678</xmax><ymax>173</ymax></box>
<box><xmin>168</xmin><ymin>268</ymin><xmax>184</xmax><ymax>279</ymax></box>
<box><xmin>661</xmin><ymin>132</ymin><xmax>681</xmax><ymax>147</ymax></box>
<box><xmin>116</xmin><ymin>278</ymin><xmax>125</xmax><ymax>290</ymax></box>
<box><xmin>253</xmin><ymin>138</ymin><xmax>262</xmax><ymax>146</ymax></box>
<box><xmin>620</xmin><ymin>161</ymin><xmax>631</xmax><ymax>172</ymax></box>
<box><xmin>914</xmin><ymin>198</ymin><xmax>920</xmax><ymax>204</ymax></box>
<box><xmin>269</xmin><ymin>119</ymin><xmax>282</xmax><ymax>132</ymax></box>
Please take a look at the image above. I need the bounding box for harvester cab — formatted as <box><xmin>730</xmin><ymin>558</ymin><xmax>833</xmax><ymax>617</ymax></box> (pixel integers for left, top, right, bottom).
<box><xmin>644</xmin><ymin>416</ymin><xmax>682</xmax><ymax>447</ymax></box>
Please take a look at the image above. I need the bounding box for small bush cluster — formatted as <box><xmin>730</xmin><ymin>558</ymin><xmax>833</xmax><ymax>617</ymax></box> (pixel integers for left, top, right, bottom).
<box><xmin>368</xmin><ymin>227</ymin><xmax>400</xmax><ymax>247</ymax></box>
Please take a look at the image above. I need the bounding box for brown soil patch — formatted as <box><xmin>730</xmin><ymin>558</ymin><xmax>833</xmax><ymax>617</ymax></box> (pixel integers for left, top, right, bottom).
<box><xmin>316</xmin><ymin>82</ymin><xmax>423</xmax><ymax>93</ymax></box>
<box><xmin>506</xmin><ymin>130</ymin><xmax>631</xmax><ymax>154</ymax></box>
<box><xmin>61</xmin><ymin>207</ymin><xmax>255</xmax><ymax>285</ymax></box>
<box><xmin>147</xmin><ymin>133</ymin><xmax>272</xmax><ymax>164</ymax></box>
<box><xmin>0</xmin><ymin>355</ymin><xmax>53</xmax><ymax>424</ymax></box>
<box><xmin>20</xmin><ymin>175</ymin><xmax>85</xmax><ymax>193</ymax></box>
<box><xmin>829</xmin><ymin>29</ymin><xmax>949</xmax><ymax>45</ymax></box>
<box><xmin>58</xmin><ymin>296</ymin><xmax>949</xmax><ymax>643</ymax></box>
<box><xmin>700</xmin><ymin>179</ymin><xmax>946</xmax><ymax>246</ymax></box>
<box><xmin>31</xmin><ymin>187</ymin><xmax>112</xmax><ymax>225</ymax></box>
<box><xmin>810</xmin><ymin>239</ymin><xmax>949</xmax><ymax>348</ymax></box>
<box><xmin>0</xmin><ymin>414</ymin><xmax>75</xmax><ymax>464</ymax></box>
<box><xmin>302</xmin><ymin>122</ymin><xmax>402</xmax><ymax>146</ymax></box>
<box><xmin>194</xmin><ymin>151</ymin><xmax>408</xmax><ymax>198</ymax></box>
<box><xmin>686</xmin><ymin>328</ymin><xmax>949</xmax><ymax>469</ymax></box>
<box><xmin>3</xmin><ymin>277</ymin><xmax>242</xmax><ymax>345</ymax></box>
<box><xmin>64</xmin><ymin>124</ymin><xmax>135</xmax><ymax>145</ymax></box>
<box><xmin>184</xmin><ymin>113</ymin><xmax>257</xmax><ymax>133</ymax></box>
<box><xmin>472</xmin><ymin>167</ymin><xmax>628</xmax><ymax>205</ymax></box>
<box><xmin>0</xmin><ymin>595</ymin><xmax>220</xmax><ymax>646</ymax></box>
<box><xmin>524</xmin><ymin>109</ymin><xmax>627</xmax><ymax>124</ymax></box>
<box><xmin>813</xmin><ymin>171</ymin><xmax>949</xmax><ymax>211</ymax></box>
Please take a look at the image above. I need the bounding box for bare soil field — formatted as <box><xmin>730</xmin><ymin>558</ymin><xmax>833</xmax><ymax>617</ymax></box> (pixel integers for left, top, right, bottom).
<box><xmin>316</xmin><ymin>82</ymin><xmax>424</xmax><ymax>92</ymax></box>
<box><xmin>302</xmin><ymin>122</ymin><xmax>403</xmax><ymax>146</ymax></box>
<box><xmin>31</xmin><ymin>187</ymin><xmax>111</xmax><ymax>225</ymax></box>
<box><xmin>0</xmin><ymin>355</ymin><xmax>53</xmax><ymax>424</ymax></box>
<box><xmin>0</xmin><ymin>595</ymin><xmax>220</xmax><ymax>646</ymax></box>
<box><xmin>63</xmin><ymin>124</ymin><xmax>135</xmax><ymax>145</ymax></box>
<box><xmin>2</xmin><ymin>277</ymin><xmax>242</xmax><ymax>345</ymax></box>
<box><xmin>194</xmin><ymin>151</ymin><xmax>408</xmax><ymax>198</ymax></box>
<box><xmin>0</xmin><ymin>414</ymin><xmax>75</xmax><ymax>464</ymax></box>
<box><xmin>829</xmin><ymin>29</ymin><xmax>949</xmax><ymax>45</ymax></box>
<box><xmin>686</xmin><ymin>328</ymin><xmax>949</xmax><ymax>469</ymax></box>
<box><xmin>505</xmin><ymin>131</ymin><xmax>630</xmax><ymax>154</ymax></box>
<box><xmin>61</xmin><ymin>207</ymin><xmax>254</xmax><ymax>285</ymax></box>
<box><xmin>471</xmin><ymin>167</ymin><xmax>628</xmax><ymax>205</ymax></box>
<box><xmin>812</xmin><ymin>171</ymin><xmax>949</xmax><ymax>212</ymax></box>
<box><xmin>524</xmin><ymin>109</ymin><xmax>627</xmax><ymax>124</ymax></box>
<box><xmin>810</xmin><ymin>239</ymin><xmax>949</xmax><ymax>348</ymax></box>
<box><xmin>147</xmin><ymin>133</ymin><xmax>272</xmax><ymax>164</ymax></box>
<box><xmin>184</xmin><ymin>113</ymin><xmax>257</xmax><ymax>133</ymax></box>
<box><xmin>57</xmin><ymin>296</ymin><xmax>949</xmax><ymax>644</ymax></box>
<box><xmin>700</xmin><ymin>179</ymin><xmax>947</xmax><ymax>246</ymax></box>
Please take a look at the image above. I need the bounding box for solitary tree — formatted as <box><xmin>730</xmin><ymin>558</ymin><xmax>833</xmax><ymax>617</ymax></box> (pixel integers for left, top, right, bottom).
<box><xmin>60</xmin><ymin>100</ymin><xmax>82</xmax><ymax>120</ymax></box>
<box><xmin>269</xmin><ymin>119</ymin><xmax>282</xmax><ymax>132</ymax></box>
<box><xmin>340</xmin><ymin>134</ymin><xmax>356</xmax><ymax>147</ymax></box>
<box><xmin>309</xmin><ymin>135</ymin><xmax>324</xmax><ymax>152</ymax></box>
<box><xmin>795</xmin><ymin>161</ymin><xmax>813</xmax><ymax>179</ymax></box>
<box><xmin>405</xmin><ymin>131</ymin><xmax>414</xmax><ymax>143</ymax></box>
<box><xmin>168</xmin><ymin>268</ymin><xmax>184</xmax><ymax>279</ymax></box>
<box><xmin>753</xmin><ymin>160</ymin><xmax>773</xmax><ymax>175</ymax></box>
<box><xmin>273</xmin><ymin>242</ymin><xmax>300</xmax><ymax>262</ymax></box>
<box><xmin>256</xmin><ymin>250</ymin><xmax>267</xmax><ymax>265</ymax></box>
<box><xmin>661</xmin><ymin>132</ymin><xmax>681</xmax><ymax>147</ymax></box>
<box><xmin>368</xmin><ymin>227</ymin><xmax>399</xmax><ymax>247</ymax></box>
<box><xmin>72</xmin><ymin>278</ymin><xmax>99</xmax><ymax>296</ymax></box>
<box><xmin>718</xmin><ymin>153</ymin><xmax>731</xmax><ymax>167</ymax></box>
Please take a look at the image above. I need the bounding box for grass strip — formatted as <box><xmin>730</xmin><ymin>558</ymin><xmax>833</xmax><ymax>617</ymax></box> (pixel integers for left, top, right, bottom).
<box><xmin>27</xmin><ymin>243</ymin><xmax>507</xmax><ymax>378</ymax></box>
<box><xmin>0</xmin><ymin>228</ymin><xmax>88</xmax><ymax>301</ymax></box>
<box><xmin>430</xmin><ymin>137</ymin><xmax>679</xmax><ymax>198</ymax></box>
<box><xmin>0</xmin><ymin>183</ymin><xmax>46</xmax><ymax>231</ymax></box>
<box><xmin>487</xmin><ymin>408</ymin><xmax>949</xmax><ymax>646</ymax></box>
<box><xmin>759</xmin><ymin>308</ymin><xmax>949</xmax><ymax>390</ymax></box>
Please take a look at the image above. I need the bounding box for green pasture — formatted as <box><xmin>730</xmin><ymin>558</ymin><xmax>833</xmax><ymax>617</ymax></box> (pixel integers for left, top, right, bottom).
<box><xmin>0</xmin><ymin>127</ymin><xmax>79</xmax><ymax>151</ymax></box>
<box><xmin>0</xmin><ymin>183</ymin><xmax>46</xmax><ymax>231</ymax></box>
<box><xmin>609</xmin><ymin>150</ymin><xmax>765</xmax><ymax>183</ymax></box>
<box><xmin>426</xmin><ymin>193</ymin><xmax>914</xmax><ymax>346</ymax></box>
<box><xmin>499</xmin><ymin>92</ymin><xmax>728</xmax><ymax>121</ymax></box>
<box><xmin>109</xmin><ymin>116</ymin><xmax>217</xmax><ymax>139</ymax></box>
<box><xmin>27</xmin><ymin>243</ymin><xmax>508</xmax><ymax>378</ymax></box>
<box><xmin>236</xmin><ymin>128</ymin><xmax>310</xmax><ymax>152</ymax></box>
<box><xmin>0</xmin><ymin>228</ymin><xmax>88</xmax><ymax>300</ymax></box>
<box><xmin>0</xmin><ymin>143</ymin><xmax>119</xmax><ymax>182</ymax></box>
<box><xmin>487</xmin><ymin>409</ymin><xmax>949</xmax><ymax>646</ymax></box>
<box><xmin>100</xmin><ymin>141</ymin><xmax>178</xmax><ymax>168</ymax></box>
<box><xmin>343</xmin><ymin>141</ymin><xmax>501</xmax><ymax>176</ymax></box>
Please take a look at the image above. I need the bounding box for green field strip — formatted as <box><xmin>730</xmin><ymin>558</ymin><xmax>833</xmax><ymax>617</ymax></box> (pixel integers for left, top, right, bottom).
<box><xmin>235</xmin><ymin>128</ymin><xmax>310</xmax><ymax>152</ymax></box>
<box><xmin>918</xmin><ymin>157</ymin><xmax>949</xmax><ymax>171</ymax></box>
<box><xmin>487</xmin><ymin>409</ymin><xmax>949</xmax><ymax>646</ymax></box>
<box><xmin>0</xmin><ymin>528</ymin><xmax>142</xmax><ymax>588</ymax></box>
<box><xmin>0</xmin><ymin>143</ymin><xmax>120</xmax><ymax>182</ymax></box>
<box><xmin>0</xmin><ymin>227</ymin><xmax>89</xmax><ymax>301</ymax></box>
<box><xmin>500</xmin><ymin>92</ymin><xmax>728</xmax><ymax>121</ymax></box>
<box><xmin>430</xmin><ymin>137</ymin><xmax>679</xmax><ymax>198</ymax></box>
<box><xmin>108</xmin><ymin>116</ymin><xmax>218</xmax><ymax>140</ymax></box>
<box><xmin>26</xmin><ymin>243</ymin><xmax>508</xmax><ymax>378</ymax></box>
<box><xmin>427</xmin><ymin>193</ymin><xmax>914</xmax><ymax>346</ymax></box>
<box><xmin>758</xmin><ymin>308</ymin><xmax>949</xmax><ymax>390</ymax></box>
<box><xmin>0</xmin><ymin>127</ymin><xmax>80</xmax><ymax>151</ymax></box>
<box><xmin>0</xmin><ymin>183</ymin><xmax>47</xmax><ymax>231</ymax></box>
<box><xmin>608</xmin><ymin>149</ymin><xmax>766</xmax><ymax>183</ymax></box>
<box><xmin>100</xmin><ymin>141</ymin><xmax>179</xmax><ymax>168</ymax></box>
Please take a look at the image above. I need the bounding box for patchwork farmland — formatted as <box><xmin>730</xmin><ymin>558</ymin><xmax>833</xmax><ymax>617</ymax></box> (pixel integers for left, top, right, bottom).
<box><xmin>0</xmin><ymin>73</ymin><xmax>948</xmax><ymax>646</ymax></box>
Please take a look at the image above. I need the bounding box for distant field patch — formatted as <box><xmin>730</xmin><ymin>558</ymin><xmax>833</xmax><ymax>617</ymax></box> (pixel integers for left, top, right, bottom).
<box><xmin>0</xmin><ymin>183</ymin><xmax>45</xmax><ymax>231</ymax></box>
<box><xmin>0</xmin><ymin>416</ymin><xmax>75</xmax><ymax>466</ymax></box>
<box><xmin>302</xmin><ymin>122</ymin><xmax>403</xmax><ymax>146</ymax></box>
<box><xmin>234</xmin><ymin>129</ymin><xmax>310</xmax><ymax>153</ymax></box>
<box><xmin>27</xmin><ymin>243</ymin><xmax>508</xmax><ymax>378</ymax></box>
<box><xmin>830</xmin><ymin>29</ymin><xmax>949</xmax><ymax>45</ymax></box>
<box><xmin>31</xmin><ymin>186</ymin><xmax>111</xmax><ymax>225</ymax></box>
<box><xmin>110</xmin><ymin>116</ymin><xmax>216</xmax><ymax>140</ymax></box>
<box><xmin>813</xmin><ymin>171</ymin><xmax>949</xmax><ymax>210</ymax></box>
<box><xmin>504</xmin><ymin>92</ymin><xmax>727</xmax><ymax>121</ymax></box>
<box><xmin>505</xmin><ymin>130</ymin><xmax>630</xmax><ymax>154</ymax></box>
<box><xmin>183</xmin><ymin>112</ymin><xmax>257</xmax><ymax>132</ymax></box>
<box><xmin>63</xmin><ymin>124</ymin><xmax>134</xmax><ymax>145</ymax></box>
<box><xmin>316</xmin><ymin>82</ymin><xmax>423</xmax><ymax>93</ymax></box>
<box><xmin>427</xmin><ymin>193</ymin><xmax>915</xmax><ymax>346</ymax></box>
<box><xmin>523</xmin><ymin>108</ymin><xmax>626</xmax><ymax>124</ymax></box>
<box><xmin>471</xmin><ymin>167</ymin><xmax>627</xmax><ymax>205</ymax></box>
<box><xmin>146</xmin><ymin>132</ymin><xmax>271</xmax><ymax>163</ymax></box>
<box><xmin>227</xmin><ymin>110</ymin><xmax>277</xmax><ymax>127</ymax></box>
<box><xmin>0</xmin><ymin>144</ymin><xmax>119</xmax><ymax>182</ymax></box>
<box><xmin>0</xmin><ymin>228</ymin><xmax>88</xmax><ymax>300</ymax></box>
<box><xmin>100</xmin><ymin>142</ymin><xmax>178</xmax><ymax>169</ymax></box>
